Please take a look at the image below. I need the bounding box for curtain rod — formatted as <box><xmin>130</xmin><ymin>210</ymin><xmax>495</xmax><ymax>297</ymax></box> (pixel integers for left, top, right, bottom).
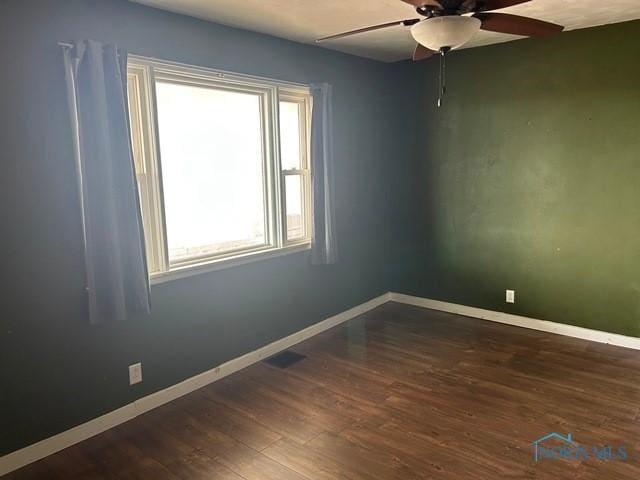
<box><xmin>57</xmin><ymin>41</ymin><xmax>309</xmax><ymax>90</ymax></box>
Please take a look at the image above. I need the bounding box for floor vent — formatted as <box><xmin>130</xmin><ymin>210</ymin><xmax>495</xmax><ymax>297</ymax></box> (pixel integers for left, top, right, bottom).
<box><xmin>263</xmin><ymin>350</ymin><xmax>307</xmax><ymax>369</ymax></box>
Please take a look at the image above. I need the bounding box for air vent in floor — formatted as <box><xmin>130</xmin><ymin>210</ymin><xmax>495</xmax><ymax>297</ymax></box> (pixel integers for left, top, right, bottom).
<box><xmin>263</xmin><ymin>350</ymin><xmax>307</xmax><ymax>369</ymax></box>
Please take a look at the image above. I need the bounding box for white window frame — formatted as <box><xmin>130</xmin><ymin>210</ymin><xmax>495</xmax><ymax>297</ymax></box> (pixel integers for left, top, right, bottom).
<box><xmin>127</xmin><ymin>56</ymin><xmax>312</xmax><ymax>283</ymax></box>
<box><xmin>279</xmin><ymin>92</ymin><xmax>313</xmax><ymax>246</ymax></box>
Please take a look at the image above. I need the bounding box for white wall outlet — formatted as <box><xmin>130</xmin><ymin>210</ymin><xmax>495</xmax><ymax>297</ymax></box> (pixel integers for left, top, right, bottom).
<box><xmin>506</xmin><ymin>290</ymin><xmax>515</xmax><ymax>304</ymax></box>
<box><xmin>129</xmin><ymin>363</ymin><xmax>143</xmax><ymax>385</ymax></box>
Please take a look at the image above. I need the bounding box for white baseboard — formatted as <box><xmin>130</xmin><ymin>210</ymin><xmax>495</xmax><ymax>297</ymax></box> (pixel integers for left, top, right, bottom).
<box><xmin>0</xmin><ymin>292</ymin><xmax>391</xmax><ymax>477</ymax></box>
<box><xmin>389</xmin><ymin>292</ymin><xmax>640</xmax><ymax>350</ymax></box>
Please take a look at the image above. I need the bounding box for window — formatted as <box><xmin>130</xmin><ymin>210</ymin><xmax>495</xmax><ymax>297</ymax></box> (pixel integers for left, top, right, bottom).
<box><xmin>127</xmin><ymin>57</ymin><xmax>312</xmax><ymax>278</ymax></box>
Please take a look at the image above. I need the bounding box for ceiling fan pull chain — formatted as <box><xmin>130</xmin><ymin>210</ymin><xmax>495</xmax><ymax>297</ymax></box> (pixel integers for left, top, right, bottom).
<box><xmin>438</xmin><ymin>48</ymin><xmax>443</xmax><ymax>107</ymax></box>
<box><xmin>438</xmin><ymin>47</ymin><xmax>449</xmax><ymax>108</ymax></box>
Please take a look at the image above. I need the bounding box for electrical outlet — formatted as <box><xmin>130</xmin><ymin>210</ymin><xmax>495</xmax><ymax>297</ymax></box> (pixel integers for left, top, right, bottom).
<box><xmin>129</xmin><ymin>363</ymin><xmax>142</xmax><ymax>385</ymax></box>
<box><xmin>506</xmin><ymin>290</ymin><xmax>515</xmax><ymax>304</ymax></box>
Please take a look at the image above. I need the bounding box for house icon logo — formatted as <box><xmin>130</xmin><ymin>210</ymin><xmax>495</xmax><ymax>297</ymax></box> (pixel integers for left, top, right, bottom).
<box><xmin>530</xmin><ymin>433</ymin><xmax>574</xmax><ymax>462</ymax></box>
<box><xmin>530</xmin><ymin>432</ymin><xmax>628</xmax><ymax>463</ymax></box>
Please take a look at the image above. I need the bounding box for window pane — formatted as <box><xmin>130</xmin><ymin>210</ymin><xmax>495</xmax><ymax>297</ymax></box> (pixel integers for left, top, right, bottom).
<box><xmin>155</xmin><ymin>81</ymin><xmax>266</xmax><ymax>263</ymax></box>
<box><xmin>285</xmin><ymin>175</ymin><xmax>304</xmax><ymax>240</ymax></box>
<box><xmin>279</xmin><ymin>101</ymin><xmax>302</xmax><ymax>170</ymax></box>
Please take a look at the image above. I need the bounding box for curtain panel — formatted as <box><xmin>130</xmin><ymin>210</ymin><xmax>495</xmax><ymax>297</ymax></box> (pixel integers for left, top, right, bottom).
<box><xmin>310</xmin><ymin>83</ymin><xmax>338</xmax><ymax>265</ymax></box>
<box><xmin>62</xmin><ymin>40</ymin><xmax>150</xmax><ymax>324</ymax></box>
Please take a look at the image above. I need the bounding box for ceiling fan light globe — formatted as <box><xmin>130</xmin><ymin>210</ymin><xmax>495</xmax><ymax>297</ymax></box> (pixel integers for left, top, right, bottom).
<box><xmin>411</xmin><ymin>16</ymin><xmax>481</xmax><ymax>51</ymax></box>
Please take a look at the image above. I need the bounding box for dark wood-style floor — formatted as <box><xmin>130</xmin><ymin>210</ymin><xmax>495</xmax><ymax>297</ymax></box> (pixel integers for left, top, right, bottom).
<box><xmin>5</xmin><ymin>302</ymin><xmax>640</xmax><ymax>479</ymax></box>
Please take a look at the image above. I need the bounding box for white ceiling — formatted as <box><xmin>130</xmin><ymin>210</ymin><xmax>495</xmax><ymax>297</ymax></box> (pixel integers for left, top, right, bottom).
<box><xmin>132</xmin><ymin>0</ymin><xmax>640</xmax><ymax>62</ymax></box>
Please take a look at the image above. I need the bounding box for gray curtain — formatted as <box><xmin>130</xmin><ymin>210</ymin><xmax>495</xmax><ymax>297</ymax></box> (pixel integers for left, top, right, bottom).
<box><xmin>62</xmin><ymin>40</ymin><xmax>151</xmax><ymax>324</ymax></box>
<box><xmin>310</xmin><ymin>83</ymin><xmax>338</xmax><ymax>265</ymax></box>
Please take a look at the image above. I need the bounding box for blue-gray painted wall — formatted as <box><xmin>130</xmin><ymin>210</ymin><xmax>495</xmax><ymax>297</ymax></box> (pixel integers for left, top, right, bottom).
<box><xmin>0</xmin><ymin>0</ymin><xmax>412</xmax><ymax>455</ymax></box>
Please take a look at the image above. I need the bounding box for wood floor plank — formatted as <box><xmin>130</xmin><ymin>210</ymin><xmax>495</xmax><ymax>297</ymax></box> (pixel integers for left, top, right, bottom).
<box><xmin>160</xmin><ymin>450</ymin><xmax>246</xmax><ymax>480</ymax></box>
<box><xmin>213</xmin><ymin>442</ymin><xmax>309</xmax><ymax>480</ymax></box>
<box><xmin>263</xmin><ymin>437</ymin><xmax>380</xmax><ymax>480</ymax></box>
<box><xmin>201</xmin><ymin>375</ymin><xmax>328</xmax><ymax>444</ymax></box>
<box><xmin>150</xmin><ymin>405</ymin><xmax>239</xmax><ymax>459</ymax></box>
<box><xmin>245</xmin><ymin>363</ymin><xmax>388</xmax><ymax>430</ymax></box>
<box><xmin>306</xmin><ymin>431</ymin><xmax>421</xmax><ymax>480</ymax></box>
<box><xmin>4</xmin><ymin>303</ymin><xmax>640</xmax><ymax>479</ymax></box>
<box><xmin>183</xmin><ymin>391</ymin><xmax>283</xmax><ymax>451</ymax></box>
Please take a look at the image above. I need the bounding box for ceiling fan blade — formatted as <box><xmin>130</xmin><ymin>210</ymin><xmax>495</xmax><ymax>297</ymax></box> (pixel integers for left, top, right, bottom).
<box><xmin>400</xmin><ymin>0</ymin><xmax>443</xmax><ymax>8</ymax></box>
<box><xmin>316</xmin><ymin>19</ymin><xmax>420</xmax><ymax>42</ymax></box>
<box><xmin>473</xmin><ymin>0</ymin><xmax>530</xmax><ymax>12</ymax></box>
<box><xmin>413</xmin><ymin>44</ymin><xmax>437</xmax><ymax>61</ymax></box>
<box><xmin>474</xmin><ymin>13</ymin><xmax>564</xmax><ymax>37</ymax></box>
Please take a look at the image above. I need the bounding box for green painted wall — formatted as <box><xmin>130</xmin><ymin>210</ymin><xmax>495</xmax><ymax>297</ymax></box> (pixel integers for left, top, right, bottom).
<box><xmin>403</xmin><ymin>21</ymin><xmax>640</xmax><ymax>337</ymax></box>
<box><xmin>0</xmin><ymin>0</ymin><xmax>412</xmax><ymax>455</ymax></box>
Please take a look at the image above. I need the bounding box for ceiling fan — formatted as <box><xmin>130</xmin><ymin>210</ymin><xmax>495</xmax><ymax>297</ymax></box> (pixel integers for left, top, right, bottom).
<box><xmin>317</xmin><ymin>0</ymin><xmax>564</xmax><ymax>61</ymax></box>
<box><xmin>317</xmin><ymin>0</ymin><xmax>564</xmax><ymax>105</ymax></box>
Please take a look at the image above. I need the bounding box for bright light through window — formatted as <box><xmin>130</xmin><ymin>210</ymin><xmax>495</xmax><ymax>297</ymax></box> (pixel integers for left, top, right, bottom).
<box><xmin>155</xmin><ymin>82</ymin><xmax>266</xmax><ymax>264</ymax></box>
<box><xmin>279</xmin><ymin>101</ymin><xmax>301</xmax><ymax>170</ymax></box>
<box><xmin>127</xmin><ymin>58</ymin><xmax>312</xmax><ymax>276</ymax></box>
<box><xmin>285</xmin><ymin>175</ymin><xmax>304</xmax><ymax>240</ymax></box>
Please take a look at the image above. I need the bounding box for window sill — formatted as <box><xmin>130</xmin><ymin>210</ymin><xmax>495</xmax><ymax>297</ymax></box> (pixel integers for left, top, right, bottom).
<box><xmin>150</xmin><ymin>243</ymin><xmax>311</xmax><ymax>285</ymax></box>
